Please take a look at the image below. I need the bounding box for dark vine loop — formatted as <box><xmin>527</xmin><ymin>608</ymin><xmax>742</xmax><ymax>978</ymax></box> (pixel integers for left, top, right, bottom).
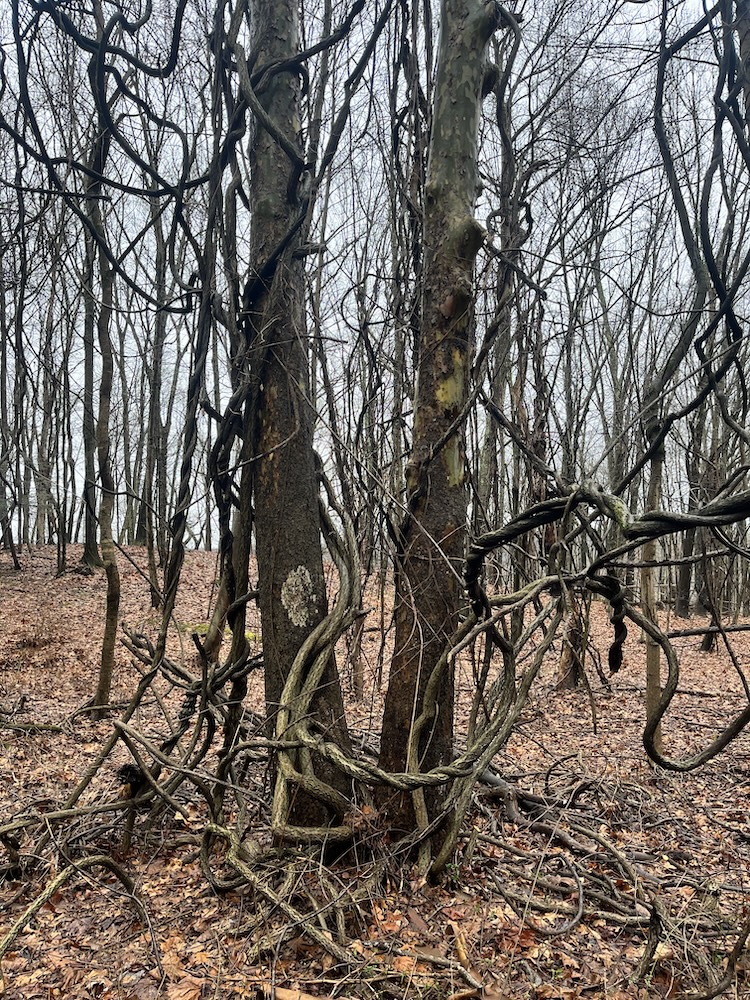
<box><xmin>586</xmin><ymin>573</ymin><xmax>627</xmax><ymax>673</ymax></box>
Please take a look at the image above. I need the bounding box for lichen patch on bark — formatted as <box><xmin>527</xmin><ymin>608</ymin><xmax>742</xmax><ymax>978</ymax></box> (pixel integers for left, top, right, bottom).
<box><xmin>280</xmin><ymin>565</ymin><xmax>317</xmax><ymax>627</ymax></box>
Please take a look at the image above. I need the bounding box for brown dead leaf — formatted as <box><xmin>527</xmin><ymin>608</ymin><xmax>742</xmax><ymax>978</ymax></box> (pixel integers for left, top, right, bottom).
<box><xmin>406</xmin><ymin>905</ymin><xmax>431</xmax><ymax>936</ymax></box>
<box><xmin>559</xmin><ymin>951</ymin><xmax>580</xmax><ymax>970</ymax></box>
<box><xmin>167</xmin><ymin>974</ymin><xmax>205</xmax><ymax>1000</ymax></box>
<box><xmin>0</xmin><ymin>953</ymin><xmax>30</xmax><ymax>973</ymax></box>
<box><xmin>414</xmin><ymin>943</ymin><xmax>449</xmax><ymax>961</ymax></box>
<box><xmin>534</xmin><ymin>986</ymin><xmax>581</xmax><ymax>999</ymax></box>
<box><xmin>3</xmin><ymin>547</ymin><xmax>750</xmax><ymax>1000</ymax></box>
<box><xmin>161</xmin><ymin>951</ymin><xmax>187</xmax><ymax>981</ymax></box>
<box><xmin>392</xmin><ymin>954</ymin><xmax>417</xmax><ymax>973</ymax></box>
<box><xmin>654</xmin><ymin>941</ymin><xmax>675</xmax><ymax>962</ymax></box>
<box><xmin>258</xmin><ymin>988</ymin><xmax>344</xmax><ymax>1000</ymax></box>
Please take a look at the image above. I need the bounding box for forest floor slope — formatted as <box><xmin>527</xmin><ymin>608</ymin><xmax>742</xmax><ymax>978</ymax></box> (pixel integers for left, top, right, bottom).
<box><xmin>1</xmin><ymin>546</ymin><xmax>749</xmax><ymax>999</ymax></box>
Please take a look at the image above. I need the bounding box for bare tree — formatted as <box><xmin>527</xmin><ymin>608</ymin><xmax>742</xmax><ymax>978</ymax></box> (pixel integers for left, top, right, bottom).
<box><xmin>86</xmin><ymin>3</ymin><xmax>121</xmax><ymax>716</ymax></box>
<box><xmin>377</xmin><ymin>0</ymin><xmax>504</xmax><ymax>833</ymax></box>
<box><xmin>242</xmin><ymin>0</ymin><xmax>353</xmax><ymax>828</ymax></box>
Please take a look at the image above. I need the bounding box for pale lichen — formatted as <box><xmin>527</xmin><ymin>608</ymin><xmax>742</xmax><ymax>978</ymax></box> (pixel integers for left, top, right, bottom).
<box><xmin>608</xmin><ymin>496</ymin><xmax>632</xmax><ymax>532</ymax></box>
<box><xmin>281</xmin><ymin>565</ymin><xmax>317</xmax><ymax>628</ymax></box>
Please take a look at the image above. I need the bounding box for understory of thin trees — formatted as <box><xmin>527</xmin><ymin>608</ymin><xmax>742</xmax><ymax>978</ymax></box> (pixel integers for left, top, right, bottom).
<box><xmin>2</xmin><ymin>0</ymin><xmax>750</xmax><ymax>995</ymax></box>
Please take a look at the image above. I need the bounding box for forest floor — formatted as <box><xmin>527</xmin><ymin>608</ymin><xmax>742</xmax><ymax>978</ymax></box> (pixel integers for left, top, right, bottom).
<box><xmin>1</xmin><ymin>546</ymin><xmax>750</xmax><ymax>1000</ymax></box>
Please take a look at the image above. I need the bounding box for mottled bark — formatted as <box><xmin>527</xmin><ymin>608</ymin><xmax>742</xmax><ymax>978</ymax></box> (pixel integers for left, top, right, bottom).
<box><xmin>378</xmin><ymin>0</ymin><xmax>501</xmax><ymax>832</ymax></box>
<box><xmin>245</xmin><ymin>0</ymin><xmax>350</xmax><ymax>827</ymax></box>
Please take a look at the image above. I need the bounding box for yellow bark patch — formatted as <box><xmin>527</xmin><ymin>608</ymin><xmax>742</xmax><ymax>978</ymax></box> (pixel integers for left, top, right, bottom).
<box><xmin>435</xmin><ymin>348</ymin><xmax>466</xmax><ymax>409</ymax></box>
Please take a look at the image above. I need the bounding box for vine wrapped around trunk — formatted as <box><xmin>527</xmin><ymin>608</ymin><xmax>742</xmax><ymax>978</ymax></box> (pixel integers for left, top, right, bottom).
<box><xmin>378</xmin><ymin>0</ymin><xmax>502</xmax><ymax>834</ymax></box>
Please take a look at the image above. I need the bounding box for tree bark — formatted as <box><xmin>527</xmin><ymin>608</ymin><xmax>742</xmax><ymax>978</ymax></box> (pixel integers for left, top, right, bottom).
<box><xmin>0</xmin><ymin>286</ymin><xmax>21</xmax><ymax>570</ymax></box>
<box><xmin>378</xmin><ymin>0</ymin><xmax>501</xmax><ymax>833</ymax></box>
<box><xmin>675</xmin><ymin>404</ymin><xmax>707</xmax><ymax>617</ymax></box>
<box><xmin>91</xmin><ymin>208</ymin><xmax>120</xmax><ymax>717</ymax></box>
<box><xmin>88</xmin><ymin>3</ymin><xmax>120</xmax><ymax>717</ymax></box>
<box><xmin>556</xmin><ymin>597</ymin><xmax>584</xmax><ymax>691</ymax></box>
<box><xmin>81</xmin><ymin>229</ymin><xmax>102</xmax><ymax>571</ymax></box>
<box><xmin>736</xmin><ymin>0</ymin><xmax>750</xmax><ymax>129</ymax></box>
<box><xmin>641</xmin><ymin>448</ymin><xmax>663</xmax><ymax>756</ymax></box>
<box><xmin>244</xmin><ymin>0</ymin><xmax>351</xmax><ymax>828</ymax></box>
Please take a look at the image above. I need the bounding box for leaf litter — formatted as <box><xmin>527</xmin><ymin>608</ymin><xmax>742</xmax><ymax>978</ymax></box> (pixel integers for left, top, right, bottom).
<box><xmin>0</xmin><ymin>546</ymin><xmax>749</xmax><ymax>998</ymax></box>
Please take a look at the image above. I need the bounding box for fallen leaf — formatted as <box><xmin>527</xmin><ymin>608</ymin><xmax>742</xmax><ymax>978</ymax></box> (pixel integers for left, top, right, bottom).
<box><xmin>406</xmin><ymin>905</ymin><xmax>430</xmax><ymax>935</ymax></box>
<box><xmin>167</xmin><ymin>974</ymin><xmax>205</xmax><ymax>1000</ymax></box>
<box><xmin>258</xmin><ymin>988</ymin><xmax>346</xmax><ymax>1000</ymax></box>
<box><xmin>654</xmin><ymin>941</ymin><xmax>675</xmax><ymax>962</ymax></box>
<box><xmin>392</xmin><ymin>954</ymin><xmax>417</xmax><ymax>973</ymax></box>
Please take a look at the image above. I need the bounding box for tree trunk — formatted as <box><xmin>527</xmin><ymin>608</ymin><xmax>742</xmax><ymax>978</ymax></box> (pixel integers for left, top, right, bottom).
<box><xmin>675</xmin><ymin>403</ymin><xmax>707</xmax><ymax>617</ymax></box>
<box><xmin>87</xmin><ymin>15</ymin><xmax>120</xmax><ymax>716</ymax></box>
<box><xmin>91</xmin><ymin>215</ymin><xmax>120</xmax><ymax>717</ymax></box>
<box><xmin>737</xmin><ymin>0</ymin><xmax>750</xmax><ymax>128</ymax></box>
<box><xmin>378</xmin><ymin>0</ymin><xmax>501</xmax><ymax>833</ymax></box>
<box><xmin>142</xmin><ymin>194</ymin><xmax>170</xmax><ymax>608</ymax></box>
<box><xmin>244</xmin><ymin>0</ymin><xmax>351</xmax><ymax>829</ymax></box>
<box><xmin>556</xmin><ymin>597</ymin><xmax>584</xmax><ymax>691</ymax></box>
<box><xmin>0</xmin><ymin>288</ymin><xmax>21</xmax><ymax>570</ymax></box>
<box><xmin>641</xmin><ymin>448</ymin><xmax>663</xmax><ymax>757</ymax></box>
<box><xmin>81</xmin><ymin>229</ymin><xmax>102</xmax><ymax>571</ymax></box>
<box><xmin>674</xmin><ymin>526</ymin><xmax>696</xmax><ymax>618</ymax></box>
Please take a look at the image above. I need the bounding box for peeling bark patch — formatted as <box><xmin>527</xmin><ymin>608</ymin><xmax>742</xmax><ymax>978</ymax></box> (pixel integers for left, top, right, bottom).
<box><xmin>436</xmin><ymin>348</ymin><xmax>466</xmax><ymax>410</ymax></box>
<box><xmin>281</xmin><ymin>565</ymin><xmax>317</xmax><ymax>627</ymax></box>
<box><xmin>439</xmin><ymin>294</ymin><xmax>456</xmax><ymax>318</ymax></box>
<box><xmin>444</xmin><ymin>438</ymin><xmax>464</xmax><ymax>487</ymax></box>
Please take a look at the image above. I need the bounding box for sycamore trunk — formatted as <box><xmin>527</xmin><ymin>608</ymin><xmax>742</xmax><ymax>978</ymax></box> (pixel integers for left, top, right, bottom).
<box><xmin>379</xmin><ymin>0</ymin><xmax>501</xmax><ymax>832</ymax></box>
